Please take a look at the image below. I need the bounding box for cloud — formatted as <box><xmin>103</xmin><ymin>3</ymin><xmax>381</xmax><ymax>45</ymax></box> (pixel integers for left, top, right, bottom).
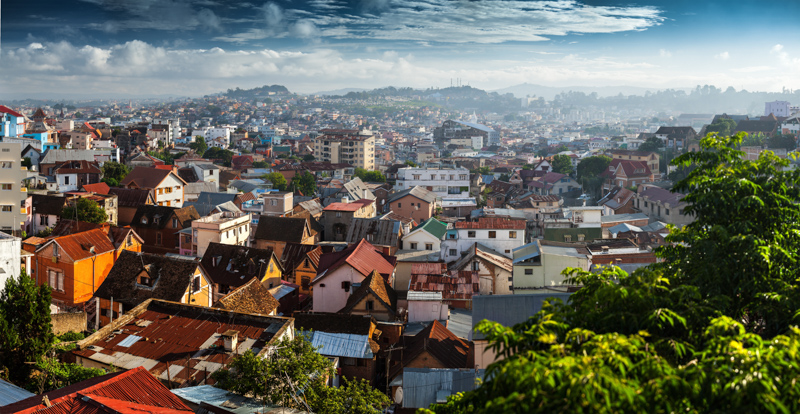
<box><xmin>80</xmin><ymin>0</ymin><xmax>223</xmax><ymax>32</ymax></box>
<box><xmin>714</xmin><ymin>51</ymin><xmax>729</xmax><ymax>60</ymax></box>
<box><xmin>772</xmin><ymin>44</ymin><xmax>784</xmax><ymax>53</ymax></box>
<box><xmin>659</xmin><ymin>49</ymin><xmax>671</xmax><ymax>58</ymax></box>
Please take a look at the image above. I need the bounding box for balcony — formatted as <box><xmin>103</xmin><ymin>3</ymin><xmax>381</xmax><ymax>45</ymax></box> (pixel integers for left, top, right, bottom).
<box><xmin>20</xmin><ymin>187</ymin><xmax>26</xmax><ymax>192</ymax></box>
<box><xmin>19</xmin><ymin>208</ymin><xmax>26</xmax><ymax>215</ymax></box>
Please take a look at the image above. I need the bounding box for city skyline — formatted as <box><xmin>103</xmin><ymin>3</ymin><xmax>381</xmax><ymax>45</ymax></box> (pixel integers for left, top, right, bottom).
<box><xmin>2</xmin><ymin>0</ymin><xmax>800</xmax><ymax>98</ymax></box>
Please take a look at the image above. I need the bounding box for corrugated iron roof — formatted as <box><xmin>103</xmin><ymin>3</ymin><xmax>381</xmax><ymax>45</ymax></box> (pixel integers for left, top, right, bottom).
<box><xmin>307</xmin><ymin>331</ymin><xmax>374</xmax><ymax>359</ymax></box>
<box><xmin>0</xmin><ymin>378</ymin><xmax>34</xmax><ymax>407</ymax></box>
<box><xmin>48</xmin><ymin>228</ymin><xmax>116</xmax><ymax>261</ymax></box>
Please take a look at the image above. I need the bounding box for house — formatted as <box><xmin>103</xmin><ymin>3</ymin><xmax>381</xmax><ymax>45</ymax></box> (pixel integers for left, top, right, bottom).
<box><xmin>388</xmin><ymin>320</ymin><xmax>472</xmax><ymax>390</ymax></box>
<box><xmin>600</xmin><ymin>212</ymin><xmax>651</xmax><ymax>237</ymax></box>
<box><xmin>1</xmin><ymin>367</ymin><xmax>193</xmax><ymax>414</ymax></box>
<box><xmin>27</xmin><ymin>228</ymin><xmax>119</xmax><ymax>309</ymax></box>
<box><xmin>213</xmin><ymin>277</ymin><xmax>280</xmax><ymax>316</ymax></box>
<box><xmin>51</xmin><ymin>160</ymin><xmax>102</xmax><ymax>192</ymax></box>
<box><xmin>440</xmin><ymin>218</ymin><xmax>526</xmax><ymax>262</ymax></box>
<box><xmin>407</xmin><ymin>291</ymin><xmax>448</xmax><ymax>323</ymax></box>
<box><xmin>321</xmin><ymin>199</ymin><xmax>376</xmax><ymax>242</ymax></box>
<box><xmin>345</xmin><ymin>218</ymin><xmax>403</xmax><ymax>255</ymax></box>
<box><xmin>253</xmin><ymin>215</ymin><xmax>315</xmax><ymax>258</ymax></box>
<box><xmin>542</xmin><ymin>206</ymin><xmax>604</xmax><ymax>243</ymax></box>
<box><xmin>386</xmin><ymin>186</ymin><xmax>438</xmax><ymax>223</ymax></box>
<box><xmin>528</xmin><ymin>172</ymin><xmax>580</xmax><ymax>195</ymax></box>
<box><xmin>130</xmin><ymin>205</ymin><xmax>200</xmax><ymax>255</ymax></box>
<box><xmin>294</xmin><ymin>312</ymin><xmax>381</xmax><ymax>385</ymax></box>
<box><xmin>108</xmin><ymin>187</ymin><xmax>155</xmax><ymax>226</ymax></box>
<box><xmin>73</xmin><ymin>299</ymin><xmax>294</xmax><ymax>387</ymax></box>
<box><xmin>121</xmin><ymin>166</ymin><xmax>187</xmax><ymax>207</ymax></box>
<box><xmin>586</xmin><ymin>238</ymin><xmax>658</xmax><ymax>274</ymax></box>
<box><xmin>312</xmin><ymin>239</ymin><xmax>397</xmax><ymax>314</ymax></box>
<box><xmin>280</xmin><ymin>242</ymin><xmax>326</xmax><ymax>296</ymax></box>
<box><xmin>408</xmin><ymin>264</ymin><xmax>479</xmax><ymax>309</ymax></box>
<box><xmin>450</xmin><ymin>243</ymin><xmax>514</xmax><ymax>295</ymax></box>
<box><xmin>181</xmin><ymin>211</ymin><xmax>251</xmax><ymax>257</ymax></box>
<box><xmin>0</xmin><ymin>232</ymin><xmax>22</xmax><ymax>290</ymax></box>
<box><xmin>200</xmin><ymin>242</ymin><xmax>283</xmax><ymax>301</ymax></box>
<box><xmin>606</xmin><ymin>150</ymin><xmax>661</xmax><ymax>180</ymax></box>
<box><xmin>269</xmin><ymin>281</ymin><xmax>304</xmax><ymax>316</ymax></box>
<box><xmin>67</xmin><ymin>192</ymin><xmax>119</xmax><ymax>226</ymax></box>
<box><xmin>734</xmin><ymin>119</ymin><xmax>779</xmax><ymax>138</ymax></box>
<box><xmin>654</xmin><ymin>126</ymin><xmax>699</xmax><ymax>151</ymax></box>
<box><xmin>633</xmin><ymin>184</ymin><xmax>693</xmax><ymax>227</ymax></box>
<box><xmin>600</xmin><ymin>159</ymin><xmax>654</xmax><ymax>191</ymax></box>
<box><xmin>188</xmin><ymin>191</ymin><xmax>255</xmax><ymax>216</ymax></box>
<box><xmin>401</xmin><ymin>218</ymin><xmax>448</xmax><ymax>252</ymax></box>
<box><xmin>338</xmin><ymin>270</ymin><xmax>398</xmax><ymax>321</ymax></box>
<box><xmin>29</xmin><ymin>193</ymin><xmax>68</xmax><ymax>235</ymax></box>
<box><xmin>511</xmin><ymin>240</ymin><xmax>590</xmax><ymax>294</ymax></box>
<box><xmin>81</xmin><ymin>182</ymin><xmax>110</xmax><ymax>194</ymax></box>
<box><xmin>598</xmin><ymin>186</ymin><xmax>637</xmax><ymax>215</ymax></box>
<box><xmin>92</xmin><ymin>250</ymin><xmax>213</xmax><ymax>327</ymax></box>
<box><xmin>394</xmin><ymin>167</ymin><xmax>471</xmax><ymax>197</ymax></box>
<box><xmin>231</xmin><ymin>154</ymin><xmax>254</xmax><ymax>170</ymax></box>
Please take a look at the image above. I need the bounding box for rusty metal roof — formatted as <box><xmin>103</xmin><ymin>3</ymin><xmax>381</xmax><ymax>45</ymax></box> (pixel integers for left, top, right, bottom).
<box><xmin>409</xmin><ymin>270</ymin><xmax>479</xmax><ymax>301</ymax></box>
<box><xmin>47</xmin><ymin>228</ymin><xmax>116</xmax><ymax>261</ymax></box>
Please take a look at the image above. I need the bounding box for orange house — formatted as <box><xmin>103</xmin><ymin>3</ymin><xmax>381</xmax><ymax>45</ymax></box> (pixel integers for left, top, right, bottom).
<box><xmin>28</xmin><ymin>228</ymin><xmax>140</xmax><ymax>309</ymax></box>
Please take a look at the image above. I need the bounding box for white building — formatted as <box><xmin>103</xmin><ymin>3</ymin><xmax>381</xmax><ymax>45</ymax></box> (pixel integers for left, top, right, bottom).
<box><xmin>765</xmin><ymin>100</ymin><xmax>792</xmax><ymax>117</ymax></box>
<box><xmin>0</xmin><ymin>232</ymin><xmax>22</xmax><ymax>289</ymax></box>
<box><xmin>401</xmin><ymin>218</ymin><xmax>448</xmax><ymax>252</ymax></box>
<box><xmin>193</xmin><ymin>126</ymin><xmax>232</xmax><ymax>148</ymax></box>
<box><xmin>394</xmin><ymin>167</ymin><xmax>470</xmax><ymax>198</ymax></box>
<box><xmin>441</xmin><ymin>218</ymin><xmax>527</xmax><ymax>261</ymax></box>
<box><xmin>0</xmin><ymin>143</ymin><xmax>28</xmax><ymax>233</ymax></box>
<box><xmin>186</xmin><ymin>211</ymin><xmax>251</xmax><ymax>257</ymax></box>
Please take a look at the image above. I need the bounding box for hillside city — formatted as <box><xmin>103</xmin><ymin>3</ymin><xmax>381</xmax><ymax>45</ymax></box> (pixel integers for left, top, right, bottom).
<box><xmin>0</xmin><ymin>85</ymin><xmax>798</xmax><ymax>412</ymax></box>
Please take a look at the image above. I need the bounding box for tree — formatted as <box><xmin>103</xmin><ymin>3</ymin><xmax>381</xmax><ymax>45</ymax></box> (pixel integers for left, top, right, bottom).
<box><xmin>263</xmin><ymin>172</ymin><xmax>287</xmax><ymax>191</ymax></box>
<box><xmin>498</xmin><ymin>173</ymin><xmax>510</xmax><ymax>182</ymax></box>
<box><xmin>21</xmin><ymin>157</ymin><xmax>32</xmax><ymax>169</ymax></box>
<box><xmin>101</xmin><ymin>161</ymin><xmax>130</xmax><ymax>186</ymax></box>
<box><xmin>637</xmin><ymin>136</ymin><xmax>664</xmax><ymax>152</ymax></box>
<box><xmin>354</xmin><ymin>168</ymin><xmax>386</xmax><ymax>183</ymax></box>
<box><xmin>189</xmin><ymin>136</ymin><xmax>207</xmax><ymax>156</ymax></box>
<box><xmin>705</xmin><ymin>118</ymin><xmax>736</xmax><ymax>137</ymax></box>
<box><xmin>426</xmin><ymin>133</ymin><xmax>800</xmax><ymax>413</ymax></box>
<box><xmin>767</xmin><ymin>133</ymin><xmax>797</xmax><ymax>151</ymax></box>
<box><xmin>0</xmin><ymin>270</ymin><xmax>56</xmax><ymax>385</ymax></box>
<box><xmin>30</xmin><ymin>357</ymin><xmax>105</xmax><ymax>394</ymax></box>
<box><xmin>551</xmin><ymin>154</ymin><xmax>574</xmax><ymax>176</ymax></box>
<box><xmin>404</xmin><ymin>160</ymin><xmax>418</xmax><ymax>167</ymax></box>
<box><xmin>213</xmin><ymin>334</ymin><xmax>388</xmax><ymax>413</ymax></box>
<box><xmin>576</xmin><ymin>155</ymin><xmax>611</xmax><ymax>181</ymax></box>
<box><xmin>61</xmin><ymin>198</ymin><xmax>108</xmax><ymax>224</ymax></box>
<box><xmin>291</xmin><ymin>171</ymin><xmax>317</xmax><ymax>196</ymax></box>
<box><xmin>204</xmin><ymin>147</ymin><xmax>234</xmax><ymax>167</ymax></box>
<box><xmin>252</xmin><ymin>161</ymin><xmax>268</xmax><ymax>168</ymax></box>
<box><xmin>303</xmin><ymin>154</ymin><xmax>316</xmax><ymax>161</ymax></box>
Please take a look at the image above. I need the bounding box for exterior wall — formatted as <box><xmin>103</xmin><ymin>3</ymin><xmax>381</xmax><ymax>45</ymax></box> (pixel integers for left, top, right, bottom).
<box><xmin>401</xmin><ymin>231</ymin><xmax>441</xmax><ymax>252</ymax></box>
<box><xmin>512</xmin><ymin>252</ymin><xmax>590</xmax><ymax>292</ymax></box>
<box><xmin>344</xmin><ymin>293</ymin><xmax>393</xmax><ymax>321</ymax></box>
<box><xmin>193</xmin><ymin>213</ymin><xmax>250</xmax><ymax>257</ymax></box>
<box><xmin>394</xmin><ymin>168</ymin><xmax>470</xmax><ymax>197</ymax></box>
<box><xmin>408</xmin><ymin>300</ymin><xmax>448</xmax><ymax>323</ymax></box>
<box><xmin>542</xmin><ymin>227</ymin><xmax>603</xmax><ymax>243</ymax></box>
<box><xmin>441</xmin><ymin>228</ymin><xmax>524</xmax><ymax>260</ymax></box>
<box><xmin>474</xmin><ymin>340</ymin><xmax>499</xmax><ymax>369</ymax></box>
<box><xmin>405</xmin><ymin>350</ymin><xmax>453</xmax><ymax>370</ymax></box>
<box><xmin>180</xmin><ymin>268</ymin><xmax>214</xmax><ymax>308</ymax></box>
<box><xmin>632</xmin><ymin>196</ymin><xmax>693</xmax><ymax>228</ymax></box>
<box><xmin>254</xmin><ymin>240</ymin><xmax>288</xmax><ymax>260</ymax></box>
<box><xmin>0</xmin><ymin>143</ymin><xmax>27</xmax><ymax>232</ymax></box>
<box><xmin>0</xmin><ymin>236</ymin><xmax>21</xmax><ymax>289</ymax></box>
<box><xmin>154</xmin><ymin>174</ymin><xmax>185</xmax><ymax>207</ymax></box>
<box><xmin>389</xmin><ymin>196</ymin><xmax>434</xmax><ymax>223</ymax></box>
<box><xmin>292</xmin><ymin>260</ymin><xmax>316</xmax><ymax>295</ymax></box>
<box><xmin>258</xmin><ymin>256</ymin><xmax>284</xmax><ymax>284</ymax></box>
<box><xmin>393</xmin><ymin>261</ymin><xmax>415</xmax><ymax>293</ymax></box>
<box><xmin>51</xmin><ymin>312</ymin><xmax>88</xmax><ymax>335</ymax></box>
<box><xmin>30</xmin><ymin>243</ymin><xmax>115</xmax><ymax>308</ymax></box>
<box><xmin>323</xmin><ymin>212</ymin><xmax>355</xmax><ymax>242</ymax></box>
<box><xmin>313</xmin><ymin>135</ymin><xmax>375</xmax><ymax>170</ymax></box>
<box><xmin>312</xmin><ymin>265</ymin><xmax>365</xmax><ymax>313</ymax></box>
<box><xmin>261</xmin><ymin>192</ymin><xmax>293</xmax><ymax>216</ymax></box>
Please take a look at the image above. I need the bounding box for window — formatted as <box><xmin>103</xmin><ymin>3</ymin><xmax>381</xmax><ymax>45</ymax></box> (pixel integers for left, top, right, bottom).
<box><xmin>336</xmin><ymin>212</ymin><xmax>342</xmax><ymax>218</ymax></box>
<box><xmin>1</xmin><ymin>206</ymin><xmax>11</xmax><ymax>212</ymax></box>
<box><xmin>271</xmin><ymin>199</ymin><xmax>277</xmax><ymax>206</ymax></box>
<box><xmin>164</xmin><ymin>187</ymin><xmax>172</xmax><ymax>194</ymax></box>
<box><xmin>665</xmin><ymin>209</ymin><xmax>670</xmax><ymax>215</ymax></box>
<box><xmin>410</xmin><ymin>242</ymin><xmax>418</xmax><ymax>249</ymax></box>
<box><xmin>366</xmin><ymin>300</ymin><xmax>374</xmax><ymax>310</ymax></box>
<box><xmin>301</xmin><ymin>277</ymin><xmax>310</xmax><ymax>290</ymax></box>
<box><xmin>1</xmin><ymin>162</ymin><xmax>12</xmax><ymax>169</ymax></box>
<box><xmin>342</xmin><ymin>281</ymin><xmax>351</xmax><ymax>291</ymax></box>
<box><xmin>524</xmin><ymin>269</ymin><xmax>533</xmax><ymax>275</ymax></box>
<box><xmin>0</xmin><ymin>184</ymin><xmax>10</xmax><ymax>190</ymax></box>
<box><xmin>192</xmin><ymin>275</ymin><xmax>201</xmax><ymax>292</ymax></box>
<box><xmin>172</xmin><ymin>218</ymin><xmax>178</xmax><ymax>227</ymax></box>
<box><xmin>467</xmin><ymin>231</ymin><xmax>476</xmax><ymax>238</ymax></box>
<box><xmin>156</xmin><ymin>233</ymin><xmax>162</xmax><ymax>245</ymax></box>
<box><xmin>64</xmin><ymin>176</ymin><xmax>70</xmax><ymax>185</ymax></box>
<box><xmin>488</xmin><ymin>231</ymin><xmax>496</xmax><ymax>239</ymax></box>
<box><xmin>509</xmin><ymin>231</ymin><xmax>517</xmax><ymax>239</ymax></box>
<box><xmin>564</xmin><ymin>235</ymin><xmax>572</xmax><ymax>242</ymax></box>
<box><xmin>40</xmin><ymin>215</ymin><xmax>48</xmax><ymax>226</ymax></box>
<box><xmin>397</xmin><ymin>203</ymin><xmax>401</xmax><ymax>208</ymax></box>
<box><xmin>472</xmin><ymin>262</ymin><xmax>480</xmax><ymax>271</ymax></box>
<box><xmin>48</xmin><ymin>269</ymin><xmax>64</xmax><ymax>292</ymax></box>
<box><xmin>578</xmin><ymin>234</ymin><xmax>585</xmax><ymax>242</ymax></box>
<box><xmin>425</xmin><ymin>243</ymin><xmax>433</xmax><ymax>250</ymax></box>
<box><xmin>320</xmin><ymin>283</ymin><xmax>326</xmax><ymax>288</ymax></box>
<box><xmin>141</xmin><ymin>217</ymin><xmax>148</xmax><ymax>224</ymax></box>
<box><xmin>449</xmin><ymin>249</ymin><xmax>457</xmax><ymax>256</ymax></box>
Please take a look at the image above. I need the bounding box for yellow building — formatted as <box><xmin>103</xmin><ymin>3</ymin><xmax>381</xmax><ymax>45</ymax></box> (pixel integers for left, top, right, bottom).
<box><xmin>313</xmin><ymin>129</ymin><xmax>375</xmax><ymax>170</ymax></box>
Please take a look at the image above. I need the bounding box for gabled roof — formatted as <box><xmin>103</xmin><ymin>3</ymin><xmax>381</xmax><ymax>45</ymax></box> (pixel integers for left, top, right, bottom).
<box><xmin>253</xmin><ymin>216</ymin><xmax>309</xmax><ymax>243</ymax></box>
<box><xmin>314</xmin><ymin>239</ymin><xmax>397</xmax><ymax>283</ymax></box>
<box><xmin>214</xmin><ymin>277</ymin><xmax>279</xmax><ymax>316</ymax></box>
<box><xmin>44</xmin><ymin>228</ymin><xmax>116</xmax><ymax>261</ymax></box>
<box><xmin>387</xmin><ymin>186</ymin><xmax>437</xmax><ymax>204</ymax></box>
<box><xmin>639</xmin><ymin>185</ymin><xmax>686</xmax><ymax>207</ymax></box>
<box><xmin>131</xmin><ymin>205</ymin><xmax>199</xmax><ymax>230</ymax></box>
<box><xmin>0</xmin><ymin>105</ymin><xmax>24</xmax><ymax>118</ymax></box>
<box><xmin>409</xmin><ymin>268</ymin><xmax>478</xmax><ymax>301</ymax></box>
<box><xmin>540</xmin><ymin>171</ymin><xmax>567</xmax><ymax>184</ymax></box>
<box><xmin>340</xmin><ymin>177</ymin><xmax>375</xmax><ymax>200</ymax></box>
<box><xmin>598</xmin><ymin>186</ymin><xmax>636</xmax><ymax>210</ymax></box>
<box><xmin>53</xmin><ymin>160</ymin><xmax>102</xmax><ymax>175</ymax></box>
<box><xmin>108</xmin><ymin>187</ymin><xmax>154</xmax><ymax>207</ymax></box>
<box><xmin>390</xmin><ymin>320</ymin><xmax>470</xmax><ymax>379</ymax></box>
<box><xmin>93</xmin><ymin>250</ymin><xmax>201</xmax><ymax>308</ymax></box>
<box><xmin>121</xmin><ymin>166</ymin><xmax>186</xmax><ymax>189</ymax></box>
<box><xmin>339</xmin><ymin>270</ymin><xmax>397</xmax><ymax>316</ymax></box>
<box><xmin>49</xmin><ymin>219</ymin><xmax>106</xmax><ymax>238</ymax></box>
<box><xmin>345</xmin><ymin>218</ymin><xmax>401</xmax><ymax>247</ymax></box>
<box><xmin>177</xmin><ymin>167</ymin><xmax>199</xmax><ymax>183</ymax></box>
<box><xmin>295</xmin><ymin>198</ymin><xmax>324</xmax><ymax>216</ymax></box>
<box><xmin>280</xmin><ymin>243</ymin><xmax>325</xmax><ymax>273</ymax></box>
<box><xmin>200</xmin><ymin>242</ymin><xmax>279</xmax><ymax>288</ymax></box>
<box><xmin>82</xmin><ymin>182</ymin><xmax>110</xmax><ymax>194</ymax></box>
<box><xmin>451</xmin><ymin>243</ymin><xmax>513</xmax><ymax>271</ymax></box>
<box><xmin>2</xmin><ymin>367</ymin><xmax>191</xmax><ymax>414</ymax></box>
<box><xmin>410</xmin><ymin>218</ymin><xmax>448</xmax><ymax>239</ymax></box>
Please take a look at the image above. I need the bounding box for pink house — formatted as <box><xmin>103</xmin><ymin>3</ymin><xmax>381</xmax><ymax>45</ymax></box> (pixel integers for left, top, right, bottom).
<box><xmin>312</xmin><ymin>239</ymin><xmax>397</xmax><ymax>313</ymax></box>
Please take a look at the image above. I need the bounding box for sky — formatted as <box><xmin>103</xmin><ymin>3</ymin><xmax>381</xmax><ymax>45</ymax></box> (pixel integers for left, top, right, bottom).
<box><xmin>2</xmin><ymin>0</ymin><xmax>800</xmax><ymax>98</ymax></box>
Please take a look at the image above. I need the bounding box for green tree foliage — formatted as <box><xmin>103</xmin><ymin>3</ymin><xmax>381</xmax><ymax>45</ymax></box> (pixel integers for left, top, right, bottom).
<box><xmin>404</xmin><ymin>160</ymin><xmax>418</xmax><ymax>167</ymax></box>
<box><xmin>303</xmin><ymin>154</ymin><xmax>316</xmax><ymax>161</ymax></box>
<box><xmin>740</xmin><ymin>132</ymin><xmax>765</xmax><ymax>147</ymax></box>
<box><xmin>252</xmin><ymin>161</ymin><xmax>268</xmax><ymax>168</ymax></box>
<box><xmin>263</xmin><ymin>172</ymin><xmax>287</xmax><ymax>191</ymax></box>
<box><xmin>498</xmin><ymin>173</ymin><xmax>510</xmax><ymax>182</ymax></box>
<box><xmin>767</xmin><ymin>133</ymin><xmax>797</xmax><ymax>151</ymax></box>
<box><xmin>0</xmin><ymin>270</ymin><xmax>56</xmax><ymax>385</ymax></box>
<box><xmin>189</xmin><ymin>136</ymin><xmax>207</xmax><ymax>156</ymax></box>
<box><xmin>637</xmin><ymin>136</ymin><xmax>664</xmax><ymax>152</ymax></box>
<box><xmin>354</xmin><ymin>168</ymin><xmax>386</xmax><ymax>183</ymax></box>
<box><xmin>101</xmin><ymin>161</ymin><xmax>130</xmax><ymax>186</ymax></box>
<box><xmin>291</xmin><ymin>171</ymin><xmax>317</xmax><ymax>196</ymax></box>
<box><xmin>550</xmin><ymin>154</ymin><xmax>574</xmax><ymax>176</ymax></box>
<box><xmin>204</xmin><ymin>147</ymin><xmax>234</xmax><ymax>167</ymax></box>
<box><xmin>61</xmin><ymin>197</ymin><xmax>108</xmax><ymax>224</ymax></box>
<box><xmin>576</xmin><ymin>155</ymin><xmax>612</xmax><ymax>181</ymax></box>
<box><xmin>30</xmin><ymin>358</ymin><xmax>105</xmax><ymax>394</ymax></box>
<box><xmin>21</xmin><ymin>157</ymin><xmax>32</xmax><ymax>169</ymax></box>
<box><xmin>705</xmin><ymin>118</ymin><xmax>737</xmax><ymax>137</ymax></box>
<box><xmin>213</xmin><ymin>334</ymin><xmax>388</xmax><ymax>413</ymax></box>
<box><xmin>427</xmin><ymin>133</ymin><xmax>800</xmax><ymax>413</ymax></box>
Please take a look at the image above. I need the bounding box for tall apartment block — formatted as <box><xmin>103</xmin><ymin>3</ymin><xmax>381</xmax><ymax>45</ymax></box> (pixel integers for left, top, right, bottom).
<box><xmin>0</xmin><ymin>143</ymin><xmax>28</xmax><ymax>233</ymax></box>
<box><xmin>313</xmin><ymin>129</ymin><xmax>375</xmax><ymax>170</ymax></box>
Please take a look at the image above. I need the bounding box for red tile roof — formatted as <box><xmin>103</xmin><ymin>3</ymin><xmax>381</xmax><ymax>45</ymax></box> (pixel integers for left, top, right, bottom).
<box><xmin>121</xmin><ymin>167</ymin><xmax>185</xmax><ymax>189</ymax></box>
<box><xmin>454</xmin><ymin>218</ymin><xmax>526</xmax><ymax>230</ymax></box>
<box><xmin>0</xmin><ymin>105</ymin><xmax>23</xmax><ymax>118</ymax></box>
<box><xmin>323</xmin><ymin>202</ymin><xmax>365</xmax><ymax>212</ymax></box>
<box><xmin>82</xmin><ymin>182</ymin><xmax>111</xmax><ymax>194</ymax></box>
<box><xmin>2</xmin><ymin>367</ymin><xmax>191</xmax><ymax>414</ymax></box>
<box><xmin>315</xmin><ymin>239</ymin><xmax>396</xmax><ymax>282</ymax></box>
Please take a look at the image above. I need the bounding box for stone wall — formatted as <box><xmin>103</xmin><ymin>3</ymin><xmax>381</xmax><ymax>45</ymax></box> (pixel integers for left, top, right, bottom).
<box><xmin>52</xmin><ymin>312</ymin><xmax>87</xmax><ymax>335</ymax></box>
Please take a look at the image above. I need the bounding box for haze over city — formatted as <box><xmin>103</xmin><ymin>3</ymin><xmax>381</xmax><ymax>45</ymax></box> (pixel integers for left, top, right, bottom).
<box><xmin>3</xmin><ymin>0</ymin><xmax>800</xmax><ymax>98</ymax></box>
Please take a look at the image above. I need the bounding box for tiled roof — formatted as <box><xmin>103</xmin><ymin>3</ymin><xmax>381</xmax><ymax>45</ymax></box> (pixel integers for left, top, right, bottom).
<box><xmin>214</xmin><ymin>277</ymin><xmax>279</xmax><ymax>316</ymax></box>
<box><xmin>339</xmin><ymin>270</ymin><xmax>397</xmax><ymax>315</ymax></box>
<box><xmin>314</xmin><ymin>239</ymin><xmax>397</xmax><ymax>283</ymax></box>
<box><xmin>0</xmin><ymin>105</ymin><xmax>23</xmax><ymax>118</ymax></box>
<box><xmin>108</xmin><ymin>188</ymin><xmax>153</xmax><ymax>207</ymax></box>
<box><xmin>454</xmin><ymin>218</ymin><xmax>526</xmax><ymax>230</ymax></box>
<box><xmin>177</xmin><ymin>167</ymin><xmax>199</xmax><ymax>183</ymax></box>
<box><xmin>200</xmin><ymin>242</ymin><xmax>278</xmax><ymax>288</ymax></box>
<box><xmin>82</xmin><ymin>182</ymin><xmax>110</xmax><ymax>194</ymax></box>
<box><xmin>121</xmin><ymin>166</ymin><xmax>185</xmax><ymax>189</ymax></box>
<box><xmin>280</xmin><ymin>243</ymin><xmax>323</xmax><ymax>273</ymax></box>
<box><xmin>323</xmin><ymin>202</ymin><xmax>365</xmax><ymax>212</ymax></box>
<box><xmin>390</xmin><ymin>320</ymin><xmax>470</xmax><ymax>379</ymax></box>
<box><xmin>387</xmin><ymin>186</ymin><xmax>437</xmax><ymax>204</ymax></box>
<box><xmin>253</xmin><ymin>216</ymin><xmax>309</xmax><ymax>243</ymax></box>
<box><xmin>48</xmin><ymin>228</ymin><xmax>115</xmax><ymax>261</ymax></box>
<box><xmin>93</xmin><ymin>250</ymin><xmax>200</xmax><ymax>308</ymax></box>
<box><xmin>53</xmin><ymin>160</ymin><xmax>102</xmax><ymax>175</ymax></box>
<box><xmin>131</xmin><ymin>205</ymin><xmax>199</xmax><ymax>230</ymax></box>
<box><xmin>540</xmin><ymin>171</ymin><xmax>567</xmax><ymax>184</ymax></box>
<box><xmin>639</xmin><ymin>185</ymin><xmax>686</xmax><ymax>207</ymax></box>
<box><xmin>2</xmin><ymin>367</ymin><xmax>191</xmax><ymax>414</ymax></box>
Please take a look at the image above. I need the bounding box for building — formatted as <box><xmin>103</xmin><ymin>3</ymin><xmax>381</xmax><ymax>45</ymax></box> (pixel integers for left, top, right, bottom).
<box><xmin>321</xmin><ymin>199</ymin><xmax>376</xmax><ymax>242</ymax></box>
<box><xmin>181</xmin><ymin>211</ymin><xmax>250</xmax><ymax>257</ymax></box>
<box><xmin>252</xmin><ymin>215</ymin><xmax>315</xmax><ymax>258</ymax></box>
<box><xmin>401</xmin><ymin>218</ymin><xmax>448</xmax><ymax>252</ymax></box>
<box><xmin>213</xmin><ymin>277</ymin><xmax>280</xmax><ymax>316</ymax></box>
<box><xmin>313</xmin><ymin>129</ymin><xmax>376</xmax><ymax>170</ymax></box>
<box><xmin>312</xmin><ymin>239</ymin><xmax>397</xmax><ymax>314</ymax></box>
<box><xmin>108</xmin><ymin>187</ymin><xmax>155</xmax><ymax>226</ymax></box>
<box><xmin>394</xmin><ymin>167</ymin><xmax>470</xmax><ymax>198</ymax></box>
<box><xmin>633</xmin><ymin>185</ymin><xmax>693</xmax><ymax>227</ymax></box>
<box><xmin>434</xmin><ymin>119</ymin><xmax>500</xmax><ymax>147</ymax></box>
<box><xmin>511</xmin><ymin>240</ymin><xmax>590</xmax><ymax>294</ymax></box>
<box><xmin>51</xmin><ymin>160</ymin><xmax>102</xmax><ymax>192</ymax></box>
<box><xmin>542</xmin><ymin>206</ymin><xmax>604</xmax><ymax>243</ymax></box>
<box><xmin>605</xmin><ymin>150</ymin><xmax>661</xmax><ymax>180</ymax></box>
<box><xmin>338</xmin><ymin>270</ymin><xmax>398</xmax><ymax>321</ymax></box>
<box><xmin>654</xmin><ymin>126</ymin><xmax>699</xmax><ymax>151</ymax></box>
<box><xmin>73</xmin><ymin>299</ymin><xmax>294</xmax><ymax>387</ymax></box>
<box><xmin>598</xmin><ymin>186</ymin><xmax>637</xmax><ymax>215</ymax></box>
<box><xmin>386</xmin><ymin>186</ymin><xmax>438</xmax><ymax>223</ymax></box>
<box><xmin>600</xmin><ymin>159</ymin><xmax>655</xmax><ymax>191</ymax></box>
<box><xmin>345</xmin><ymin>218</ymin><xmax>403</xmax><ymax>255</ymax></box>
<box><xmin>130</xmin><ymin>205</ymin><xmax>200</xmax><ymax>255</ymax></box>
<box><xmin>0</xmin><ymin>233</ymin><xmax>21</xmax><ymax>290</ymax></box>
<box><xmin>92</xmin><ymin>250</ymin><xmax>213</xmax><ymax>327</ymax></box>
<box><xmin>280</xmin><ymin>243</ymin><xmax>325</xmax><ymax>296</ymax></box>
<box><xmin>450</xmin><ymin>243</ymin><xmax>514</xmax><ymax>295</ymax></box>
<box><xmin>0</xmin><ymin>143</ymin><xmax>28</xmax><ymax>233</ymax></box>
<box><xmin>200</xmin><ymin>242</ymin><xmax>283</xmax><ymax>301</ymax></box>
<box><xmin>121</xmin><ymin>166</ymin><xmax>187</xmax><ymax>207</ymax></box>
<box><xmin>766</xmin><ymin>100</ymin><xmax>792</xmax><ymax>117</ymax></box>
<box><xmin>441</xmin><ymin>218</ymin><xmax>526</xmax><ymax>261</ymax></box>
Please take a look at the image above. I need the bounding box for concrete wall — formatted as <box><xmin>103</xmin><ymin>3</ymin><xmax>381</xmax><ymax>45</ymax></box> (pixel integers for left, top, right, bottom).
<box><xmin>52</xmin><ymin>312</ymin><xmax>87</xmax><ymax>335</ymax></box>
<box><xmin>408</xmin><ymin>300</ymin><xmax>448</xmax><ymax>323</ymax></box>
<box><xmin>313</xmin><ymin>265</ymin><xmax>364</xmax><ymax>313</ymax></box>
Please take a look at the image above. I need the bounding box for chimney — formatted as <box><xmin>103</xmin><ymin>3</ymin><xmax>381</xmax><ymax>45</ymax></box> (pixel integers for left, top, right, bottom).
<box><xmin>342</xmin><ymin>196</ymin><xmax>349</xmax><ymax>204</ymax></box>
<box><xmin>221</xmin><ymin>330</ymin><xmax>239</xmax><ymax>352</ymax></box>
<box><xmin>363</xmin><ymin>189</ymin><xmax>368</xmax><ymax>199</ymax></box>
